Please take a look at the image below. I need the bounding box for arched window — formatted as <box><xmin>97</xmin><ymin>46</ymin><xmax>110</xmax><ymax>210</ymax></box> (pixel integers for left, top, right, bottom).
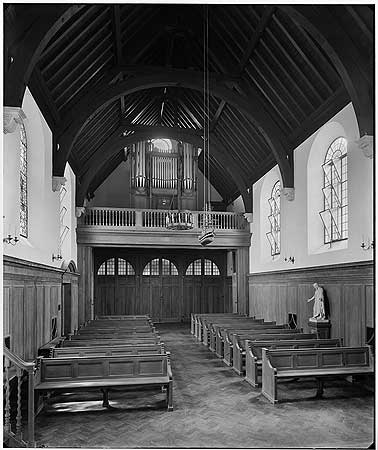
<box><xmin>118</xmin><ymin>258</ymin><xmax>135</xmax><ymax>276</ymax></box>
<box><xmin>320</xmin><ymin>137</ymin><xmax>348</xmax><ymax>243</ymax></box>
<box><xmin>185</xmin><ymin>259</ymin><xmax>220</xmax><ymax>276</ymax></box>
<box><xmin>151</xmin><ymin>138</ymin><xmax>173</xmax><ymax>153</ymax></box>
<box><xmin>266</xmin><ymin>181</ymin><xmax>280</xmax><ymax>256</ymax></box>
<box><xmin>97</xmin><ymin>258</ymin><xmax>115</xmax><ymax>276</ymax></box>
<box><xmin>142</xmin><ymin>258</ymin><xmax>178</xmax><ymax>275</ymax></box>
<box><xmin>19</xmin><ymin>122</ymin><xmax>28</xmax><ymax>237</ymax></box>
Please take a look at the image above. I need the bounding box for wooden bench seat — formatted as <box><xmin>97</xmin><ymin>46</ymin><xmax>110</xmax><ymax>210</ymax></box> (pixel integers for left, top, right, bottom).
<box><xmin>95</xmin><ymin>315</ymin><xmax>151</xmax><ymax>320</ymax></box>
<box><xmin>229</xmin><ymin>332</ymin><xmax>315</xmax><ymax>372</ymax></box>
<box><xmin>75</xmin><ymin>326</ymin><xmax>155</xmax><ymax>335</ymax></box>
<box><xmin>244</xmin><ymin>338</ymin><xmax>342</xmax><ymax>386</ymax></box>
<box><xmin>52</xmin><ymin>343</ymin><xmax>165</xmax><ymax>358</ymax></box>
<box><xmin>195</xmin><ymin>314</ymin><xmax>250</xmax><ymax>341</ymax></box>
<box><xmin>261</xmin><ymin>346</ymin><xmax>373</xmax><ymax>404</ymax></box>
<box><xmin>34</xmin><ymin>353</ymin><xmax>173</xmax><ymax>411</ymax></box>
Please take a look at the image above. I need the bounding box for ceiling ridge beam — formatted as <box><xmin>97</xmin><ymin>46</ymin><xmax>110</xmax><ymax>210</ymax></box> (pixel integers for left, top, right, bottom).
<box><xmin>210</xmin><ymin>6</ymin><xmax>275</xmax><ymax>132</ymax></box>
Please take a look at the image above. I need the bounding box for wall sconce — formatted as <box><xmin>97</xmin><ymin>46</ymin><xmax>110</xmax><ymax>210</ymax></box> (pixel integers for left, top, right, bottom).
<box><xmin>284</xmin><ymin>256</ymin><xmax>295</xmax><ymax>264</ymax></box>
<box><xmin>3</xmin><ymin>234</ymin><xmax>19</xmax><ymax>245</ymax></box>
<box><xmin>52</xmin><ymin>253</ymin><xmax>63</xmax><ymax>261</ymax></box>
<box><xmin>361</xmin><ymin>239</ymin><xmax>374</xmax><ymax>251</ymax></box>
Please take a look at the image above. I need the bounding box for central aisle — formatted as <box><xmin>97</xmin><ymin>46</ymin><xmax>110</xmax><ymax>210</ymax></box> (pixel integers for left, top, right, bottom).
<box><xmin>36</xmin><ymin>323</ymin><xmax>373</xmax><ymax>448</ymax></box>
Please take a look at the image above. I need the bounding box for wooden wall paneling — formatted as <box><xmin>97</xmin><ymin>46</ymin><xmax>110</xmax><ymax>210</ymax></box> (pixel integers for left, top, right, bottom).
<box><xmin>297</xmin><ymin>284</ymin><xmax>313</xmax><ymax>333</ymax></box>
<box><xmin>43</xmin><ymin>286</ymin><xmax>51</xmax><ymax>345</ymax></box>
<box><xmin>24</xmin><ymin>284</ymin><xmax>36</xmax><ymax>360</ymax></box>
<box><xmin>72</xmin><ymin>281</ymin><xmax>79</xmax><ymax>332</ymax></box>
<box><xmin>323</xmin><ymin>284</ymin><xmax>342</xmax><ymax>341</ymax></box>
<box><xmin>140</xmin><ymin>278</ymin><xmax>151</xmax><ymax>315</ymax></box>
<box><xmin>343</xmin><ymin>284</ymin><xmax>365</xmax><ymax>347</ymax></box>
<box><xmin>11</xmin><ymin>286</ymin><xmax>24</xmax><ymax>358</ymax></box>
<box><xmin>277</xmin><ymin>285</ymin><xmax>287</xmax><ymax>325</ymax></box>
<box><xmin>286</xmin><ymin>286</ymin><xmax>298</xmax><ymax>325</ymax></box>
<box><xmin>365</xmin><ymin>285</ymin><xmax>374</xmax><ymax>328</ymax></box>
<box><xmin>3</xmin><ymin>287</ymin><xmax>10</xmax><ymax>337</ymax></box>
<box><xmin>36</xmin><ymin>285</ymin><xmax>45</xmax><ymax>349</ymax></box>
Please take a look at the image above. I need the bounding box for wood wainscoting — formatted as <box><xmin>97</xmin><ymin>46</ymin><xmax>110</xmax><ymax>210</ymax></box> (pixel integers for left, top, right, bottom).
<box><xmin>93</xmin><ymin>248</ymin><xmax>232</xmax><ymax>322</ymax></box>
<box><xmin>3</xmin><ymin>256</ymin><xmax>79</xmax><ymax>360</ymax></box>
<box><xmin>248</xmin><ymin>261</ymin><xmax>373</xmax><ymax>347</ymax></box>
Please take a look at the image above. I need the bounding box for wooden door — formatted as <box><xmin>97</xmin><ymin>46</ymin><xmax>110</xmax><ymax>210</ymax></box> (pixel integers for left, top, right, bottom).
<box><xmin>62</xmin><ymin>283</ymin><xmax>72</xmax><ymax>335</ymax></box>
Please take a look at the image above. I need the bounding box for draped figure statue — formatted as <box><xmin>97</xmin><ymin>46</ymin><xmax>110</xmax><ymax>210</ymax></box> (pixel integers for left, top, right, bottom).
<box><xmin>307</xmin><ymin>283</ymin><xmax>326</xmax><ymax>320</ymax></box>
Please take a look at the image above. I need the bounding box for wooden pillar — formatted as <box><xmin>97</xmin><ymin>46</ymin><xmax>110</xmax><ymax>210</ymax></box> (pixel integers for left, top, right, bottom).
<box><xmin>235</xmin><ymin>247</ymin><xmax>249</xmax><ymax>315</ymax></box>
<box><xmin>77</xmin><ymin>245</ymin><xmax>94</xmax><ymax>325</ymax></box>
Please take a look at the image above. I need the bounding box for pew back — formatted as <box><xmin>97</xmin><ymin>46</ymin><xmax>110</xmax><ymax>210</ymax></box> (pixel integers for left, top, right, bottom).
<box><xmin>52</xmin><ymin>343</ymin><xmax>164</xmax><ymax>358</ymax></box>
<box><xmin>62</xmin><ymin>337</ymin><xmax>160</xmax><ymax>347</ymax></box>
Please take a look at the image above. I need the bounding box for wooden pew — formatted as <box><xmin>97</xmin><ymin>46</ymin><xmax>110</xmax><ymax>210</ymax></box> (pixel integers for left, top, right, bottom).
<box><xmin>212</xmin><ymin>322</ymin><xmax>278</xmax><ymax>354</ymax></box>
<box><xmin>215</xmin><ymin>325</ymin><xmax>293</xmax><ymax>359</ymax></box>
<box><xmin>230</xmin><ymin>332</ymin><xmax>315</xmax><ymax>373</ymax></box>
<box><xmin>201</xmin><ymin>317</ymin><xmax>264</xmax><ymax>345</ymax></box>
<box><xmin>245</xmin><ymin>338</ymin><xmax>342</xmax><ymax>386</ymax></box>
<box><xmin>205</xmin><ymin>319</ymin><xmax>269</xmax><ymax>349</ymax></box>
<box><xmin>52</xmin><ymin>343</ymin><xmax>165</xmax><ymax>358</ymax></box>
<box><xmin>75</xmin><ymin>325</ymin><xmax>155</xmax><ymax>335</ymax></box>
<box><xmin>261</xmin><ymin>346</ymin><xmax>373</xmax><ymax>404</ymax></box>
<box><xmin>95</xmin><ymin>315</ymin><xmax>151</xmax><ymax>320</ymax></box>
<box><xmin>193</xmin><ymin>313</ymin><xmax>244</xmax><ymax>340</ymax></box>
<box><xmin>62</xmin><ymin>336</ymin><xmax>161</xmax><ymax>347</ymax></box>
<box><xmin>69</xmin><ymin>331</ymin><xmax>159</xmax><ymax>341</ymax></box>
<box><xmin>34</xmin><ymin>353</ymin><xmax>173</xmax><ymax>411</ymax></box>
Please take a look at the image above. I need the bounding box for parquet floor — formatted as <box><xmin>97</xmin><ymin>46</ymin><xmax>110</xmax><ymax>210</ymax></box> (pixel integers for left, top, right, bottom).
<box><xmin>35</xmin><ymin>323</ymin><xmax>374</xmax><ymax>448</ymax></box>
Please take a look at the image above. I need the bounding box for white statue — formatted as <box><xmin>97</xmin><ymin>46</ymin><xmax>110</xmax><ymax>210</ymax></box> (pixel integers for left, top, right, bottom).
<box><xmin>307</xmin><ymin>283</ymin><xmax>326</xmax><ymax>320</ymax></box>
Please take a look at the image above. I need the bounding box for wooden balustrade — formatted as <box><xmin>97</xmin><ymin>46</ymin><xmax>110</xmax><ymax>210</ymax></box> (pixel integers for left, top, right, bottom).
<box><xmin>3</xmin><ymin>347</ymin><xmax>35</xmax><ymax>448</ymax></box>
<box><xmin>81</xmin><ymin>207</ymin><xmax>248</xmax><ymax>230</ymax></box>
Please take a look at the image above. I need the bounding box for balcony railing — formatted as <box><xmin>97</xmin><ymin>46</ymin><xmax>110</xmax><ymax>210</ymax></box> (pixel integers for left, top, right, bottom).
<box><xmin>81</xmin><ymin>207</ymin><xmax>248</xmax><ymax>231</ymax></box>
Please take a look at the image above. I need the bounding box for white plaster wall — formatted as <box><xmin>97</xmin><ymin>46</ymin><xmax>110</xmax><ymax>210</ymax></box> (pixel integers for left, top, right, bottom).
<box><xmin>250</xmin><ymin>103</ymin><xmax>373</xmax><ymax>273</ymax></box>
<box><xmin>3</xmin><ymin>88</ymin><xmax>77</xmax><ymax>267</ymax></box>
<box><xmin>227</xmin><ymin>195</ymin><xmax>245</xmax><ymax>213</ymax></box>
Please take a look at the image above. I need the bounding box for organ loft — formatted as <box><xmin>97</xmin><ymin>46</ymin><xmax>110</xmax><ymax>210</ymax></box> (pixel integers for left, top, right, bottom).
<box><xmin>3</xmin><ymin>3</ymin><xmax>374</xmax><ymax>449</ymax></box>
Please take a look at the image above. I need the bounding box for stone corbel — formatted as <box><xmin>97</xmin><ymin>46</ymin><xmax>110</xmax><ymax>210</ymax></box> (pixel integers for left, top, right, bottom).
<box><xmin>355</xmin><ymin>135</ymin><xmax>373</xmax><ymax>159</ymax></box>
<box><xmin>75</xmin><ymin>207</ymin><xmax>86</xmax><ymax>218</ymax></box>
<box><xmin>52</xmin><ymin>176</ymin><xmax>67</xmax><ymax>192</ymax></box>
<box><xmin>4</xmin><ymin>107</ymin><xmax>26</xmax><ymax>134</ymax></box>
<box><xmin>75</xmin><ymin>199</ymin><xmax>88</xmax><ymax>218</ymax></box>
<box><xmin>243</xmin><ymin>212</ymin><xmax>253</xmax><ymax>223</ymax></box>
<box><xmin>281</xmin><ymin>187</ymin><xmax>295</xmax><ymax>201</ymax></box>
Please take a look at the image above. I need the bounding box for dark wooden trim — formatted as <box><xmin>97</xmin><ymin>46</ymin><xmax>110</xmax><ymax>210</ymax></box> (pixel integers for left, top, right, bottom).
<box><xmin>3</xmin><ymin>255</ymin><xmax>80</xmax><ymax>278</ymax></box>
<box><xmin>248</xmin><ymin>260</ymin><xmax>373</xmax><ymax>285</ymax></box>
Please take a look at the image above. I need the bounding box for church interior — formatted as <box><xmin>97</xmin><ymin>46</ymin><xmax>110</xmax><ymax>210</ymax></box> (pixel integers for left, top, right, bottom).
<box><xmin>3</xmin><ymin>3</ymin><xmax>374</xmax><ymax>448</ymax></box>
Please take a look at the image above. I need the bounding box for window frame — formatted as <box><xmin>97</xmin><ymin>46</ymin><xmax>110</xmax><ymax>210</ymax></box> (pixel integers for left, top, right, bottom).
<box><xmin>19</xmin><ymin>122</ymin><xmax>28</xmax><ymax>238</ymax></box>
<box><xmin>319</xmin><ymin>137</ymin><xmax>348</xmax><ymax>245</ymax></box>
<box><xmin>266</xmin><ymin>180</ymin><xmax>281</xmax><ymax>256</ymax></box>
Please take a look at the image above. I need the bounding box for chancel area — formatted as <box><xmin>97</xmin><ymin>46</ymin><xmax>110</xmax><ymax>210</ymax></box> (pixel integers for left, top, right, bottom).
<box><xmin>3</xmin><ymin>3</ymin><xmax>374</xmax><ymax>449</ymax></box>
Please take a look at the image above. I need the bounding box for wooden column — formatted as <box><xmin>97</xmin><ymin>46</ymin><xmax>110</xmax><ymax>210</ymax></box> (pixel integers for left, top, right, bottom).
<box><xmin>235</xmin><ymin>247</ymin><xmax>249</xmax><ymax>315</ymax></box>
<box><xmin>77</xmin><ymin>245</ymin><xmax>94</xmax><ymax>325</ymax></box>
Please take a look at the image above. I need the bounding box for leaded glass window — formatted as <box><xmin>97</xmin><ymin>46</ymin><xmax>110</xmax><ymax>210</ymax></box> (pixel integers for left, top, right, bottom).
<box><xmin>118</xmin><ymin>258</ymin><xmax>135</xmax><ymax>276</ymax></box>
<box><xmin>143</xmin><ymin>258</ymin><xmax>178</xmax><ymax>275</ymax></box>
<box><xmin>185</xmin><ymin>259</ymin><xmax>220</xmax><ymax>276</ymax></box>
<box><xmin>266</xmin><ymin>181</ymin><xmax>280</xmax><ymax>256</ymax></box>
<box><xmin>319</xmin><ymin>137</ymin><xmax>348</xmax><ymax>244</ymax></box>
<box><xmin>19</xmin><ymin>123</ymin><xmax>28</xmax><ymax>237</ymax></box>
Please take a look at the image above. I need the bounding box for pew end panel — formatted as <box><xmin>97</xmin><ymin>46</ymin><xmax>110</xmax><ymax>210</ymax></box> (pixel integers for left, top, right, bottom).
<box><xmin>261</xmin><ymin>348</ymin><xmax>278</xmax><ymax>404</ymax></box>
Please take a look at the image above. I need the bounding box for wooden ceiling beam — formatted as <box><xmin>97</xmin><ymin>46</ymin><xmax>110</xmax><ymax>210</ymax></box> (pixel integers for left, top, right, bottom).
<box><xmin>280</xmin><ymin>5</ymin><xmax>373</xmax><ymax>136</ymax></box>
<box><xmin>28</xmin><ymin>67</ymin><xmax>61</xmax><ymax>130</ymax></box>
<box><xmin>54</xmin><ymin>67</ymin><xmax>294</xmax><ymax>189</ymax></box>
<box><xmin>112</xmin><ymin>5</ymin><xmax>123</xmax><ymax>64</ymax></box>
<box><xmin>4</xmin><ymin>4</ymin><xmax>82</xmax><ymax>106</ymax></box>
<box><xmin>210</xmin><ymin>6</ymin><xmax>274</xmax><ymax>134</ymax></box>
<box><xmin>237</xmin><ymin>6</ymin><xmax>275</xmax><ymax>74</ymax></box>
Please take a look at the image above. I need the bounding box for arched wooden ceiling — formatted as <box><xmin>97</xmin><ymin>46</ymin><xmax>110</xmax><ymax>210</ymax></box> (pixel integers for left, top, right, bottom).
<box><xmin>4</xmin><ymin>4</ymin><xmax>373</xmax><ymax>209</ymax></box>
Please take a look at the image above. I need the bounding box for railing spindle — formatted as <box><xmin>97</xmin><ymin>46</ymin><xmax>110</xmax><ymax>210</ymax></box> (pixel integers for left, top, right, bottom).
<box><xmin>16</xmin><ymin>367</ymin><xmax>23</xmax><ymax>438</ymax></box>
<box><xmin>4</xmin><ymin>360</ymin><xmax>11</xmax><ymax>433</ymax></box>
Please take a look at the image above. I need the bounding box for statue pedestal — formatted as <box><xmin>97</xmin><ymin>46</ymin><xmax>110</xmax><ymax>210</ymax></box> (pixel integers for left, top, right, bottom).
<box><xmin>308</xmin><ymin>319</ymin><xmax>331</xmax><ymax>339</ymax></box>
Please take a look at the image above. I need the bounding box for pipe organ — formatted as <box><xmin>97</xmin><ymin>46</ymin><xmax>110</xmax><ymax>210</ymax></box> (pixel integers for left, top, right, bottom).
<box><xmin>130</xmin><ymin>140</ymin><xmax>197</xmax><ymax>210</ymax></box>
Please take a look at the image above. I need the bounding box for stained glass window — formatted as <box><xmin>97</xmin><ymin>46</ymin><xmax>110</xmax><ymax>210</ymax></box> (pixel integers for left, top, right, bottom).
<box><xmin>320</xmin><ymin>137</ymin><xmax>348</xmax><ymax>244</ymax></box>
<box><xmin>19</xmin><ymin>123</ymin><xmax>28</xmax><ymax>237</ymax></box>
<box><xmin>266</xmin><ymin>181</ymin><xmax>280</xmax><ymax>256</ymax></box>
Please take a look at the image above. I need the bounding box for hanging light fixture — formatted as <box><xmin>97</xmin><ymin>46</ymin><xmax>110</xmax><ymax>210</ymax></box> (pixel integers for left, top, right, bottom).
<box><xmin>198</xmin><ymin>5</ymin><xmax>215</xmax><ymax>246</ymax></box>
